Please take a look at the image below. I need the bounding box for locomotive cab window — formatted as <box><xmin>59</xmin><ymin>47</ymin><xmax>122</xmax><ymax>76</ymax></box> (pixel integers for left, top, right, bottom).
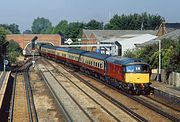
<box><xmin>126</xmin><ymin>64</ymin><xmax>150</xmax><ymax>73</ymax></box>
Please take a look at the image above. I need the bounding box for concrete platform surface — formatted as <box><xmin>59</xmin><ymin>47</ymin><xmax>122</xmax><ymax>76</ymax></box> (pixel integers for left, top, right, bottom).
<box><xmin>151</xmin><ymin>81</ymin><xmax>180</xmax><ymax>97</ymax></box>
<box><xmin>0</xmin><ymin>72</ymin><xmax>11</xmax><ymax>109</ymax></box>
<box><xmin>151</xmin><ymin>81</ymin><xmax>180</xmax><ymax>108</ymax></box>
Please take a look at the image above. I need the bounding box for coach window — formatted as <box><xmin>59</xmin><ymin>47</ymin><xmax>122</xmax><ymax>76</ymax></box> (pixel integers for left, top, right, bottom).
<box><xmin>100</xmin><ymin>63</ymin><xmax>102</xmax><ymax>69</ymax></box>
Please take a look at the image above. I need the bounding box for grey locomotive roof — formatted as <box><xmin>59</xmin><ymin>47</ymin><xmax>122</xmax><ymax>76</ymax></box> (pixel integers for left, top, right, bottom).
<box><xmin>82</xmin><ymin>52</ymin><xmax>110</xmax><ymax>60</ymax></box>
<box><xmin>68</xmin><ymin>48</ymin><xmax>87</xmax><ymax>55</ymax></box>
<box><xmin>106</xmin><ymin>56</ymin><xmax>143</xmax><ymax>65</ymax></box>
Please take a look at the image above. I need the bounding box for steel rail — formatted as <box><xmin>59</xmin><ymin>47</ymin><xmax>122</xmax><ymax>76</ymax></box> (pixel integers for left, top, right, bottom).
<box><xmin>46</xmin><ymin>59</ymin><xmax>148</xmax><ymax>122</ymax></box>
<box><xmin>67</xmin><ymin>63</ymin><xmax>180</xmax><ymax>122</ymax></box>
<box><xmin>81</xmin><ymin>70</ymin><xmax>180</xmax><ymax>122</ymax></box>
<box><xmin>145</xmin><ymin>95</ymin><xmax>180</xmax><ymax>113</ymax></box>
<box><xmin>40</xmin><ymin>61</ymin><xmax>94</xmax><ymax>122</ymax></box>
<box><xmin>24</xmin><ymin>64</ymin><xmax>38</xmax><ymax>122</ymax></box>
<box><xmin>9</xmin><ymin>72</ymin><xmax>17</xmax><ymax>122</ymax></box>
<box><xmin>36</xmin><ymin>63</ymin><xmax>72</xmax><ymax>122</ymax></box>
<box><xmin>24</xmin><ymin>64</ymin><xmax>33</xmax><ymax>122</ymax></box>
<box><xmin>10</xmin><ymin>61</ymin><xmax>38</xmax><ymax>122</ymax></box>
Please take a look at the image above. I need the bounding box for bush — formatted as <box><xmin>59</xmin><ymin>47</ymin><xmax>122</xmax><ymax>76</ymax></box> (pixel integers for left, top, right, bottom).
<box><xmin>123</xmin><ymin>38</ymin><xmax>179</xmax><ymax>72</ymax></box>
<box><xmin>7</xmin><ymin>40</ymin><xmax>22</xmax><ymax>63</ymax></box>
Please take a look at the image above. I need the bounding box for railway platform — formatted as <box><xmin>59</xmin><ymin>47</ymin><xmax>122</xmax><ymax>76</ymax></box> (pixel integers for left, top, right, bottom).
<box><xmin>151</xmin><ymin>80</ymin><xmax>180</xmax><ymax>109</ymax></box>
<box><xmin>0</xmin><ymin>71</ymin><xmax>11</xmax><ymax>115</ymax></box>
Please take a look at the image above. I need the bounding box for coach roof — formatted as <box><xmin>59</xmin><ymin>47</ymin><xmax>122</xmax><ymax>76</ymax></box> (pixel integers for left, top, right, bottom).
<box><xmin>82</xmin><ymin>52</ymin><xmax>110</xmax><ymax>60</ymax></box>
<box><xmin>68</xmin><ymin>48</ymin><xmax>87</xmax><ymax>55</ymax></box>
<box><xmin>56</xmin><ymin>47</ymin><xmax>70</xmax><ymax>52</ymax></box>
<box><xmin>41</xmin><ymin>44</ymin><xmax>57</xmax><ymax>49</ymax></box>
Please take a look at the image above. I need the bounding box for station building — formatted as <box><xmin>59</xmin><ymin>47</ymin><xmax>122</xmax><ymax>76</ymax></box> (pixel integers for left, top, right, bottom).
<box><xmin>81</xmin><ymin>29</ymin><xmax>157</xmax><ymax>55</ymax></box>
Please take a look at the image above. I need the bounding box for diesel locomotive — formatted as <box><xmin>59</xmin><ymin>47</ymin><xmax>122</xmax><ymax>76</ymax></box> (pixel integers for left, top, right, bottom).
<box><xmin>38</xmin><ymin>44</ymin><xmax>151</xmax><ymax>94</ymax></box>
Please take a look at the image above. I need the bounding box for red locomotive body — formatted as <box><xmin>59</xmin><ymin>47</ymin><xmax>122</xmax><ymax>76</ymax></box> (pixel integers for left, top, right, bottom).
<box><xmin>106</xmin><ymin>62</ymin><xmax>124</xmax><ymax>81</ymax></box>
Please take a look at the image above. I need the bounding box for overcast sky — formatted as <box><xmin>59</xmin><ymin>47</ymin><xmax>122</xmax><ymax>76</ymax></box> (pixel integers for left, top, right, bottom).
<box><xmin>0</xmin><ymin>0</ymin><xmax>179</xmax><ymax>32</ymax></box>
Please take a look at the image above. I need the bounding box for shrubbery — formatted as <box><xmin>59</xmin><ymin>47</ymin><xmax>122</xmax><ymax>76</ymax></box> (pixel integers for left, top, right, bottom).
<box><xmin>124</xmin><ymin>38</ymin><xmax>180</xmax><ymax>72</ymax></box>
<box><xmin>0</xmin><ymin>26</ymin><xmax>22</xmax><ymax>64</ymax></box>
<box><xmin>7</xmin><ymin>40</ymin><xmax>22</xmax><ymax>63</ymax></box>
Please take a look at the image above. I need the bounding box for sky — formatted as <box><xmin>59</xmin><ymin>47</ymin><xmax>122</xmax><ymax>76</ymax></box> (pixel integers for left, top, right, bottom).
<box><xmin>0</xmin><ymin>0</ymin><xmax>179</xmax><ymax>32</ymax></box>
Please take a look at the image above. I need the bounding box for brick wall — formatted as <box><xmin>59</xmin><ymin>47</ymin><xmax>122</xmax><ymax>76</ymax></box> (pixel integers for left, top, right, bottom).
<box><xmin>81</xmin><ymin>33</ymin><xmax>97</xmax><ymax>52</ymax></box>
<box><xmin>6</xmin><ymin>34</ymin><xmax>61</xmax><ymax>49</ymax></box>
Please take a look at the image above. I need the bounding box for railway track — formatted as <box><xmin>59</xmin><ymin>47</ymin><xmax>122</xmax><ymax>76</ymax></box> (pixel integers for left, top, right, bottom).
<box><xmin>40</xmin><ymin>58</ymin><xmax>149</xmax><ymax>122</ymax></box>
<box><xmin>46</xmin><ymin>58</ymin><xmax>180</xmax><ymax>122</ymax></box>
<box><xmin>75</xmin><ymin>69</ymin><xmax>180</xmax><ymax>122</ymax></box>
<box><xmin>36</xmin><ymin>64</ymin><xmax>72</xmax><ymax>122</ymax></box>
<box><xmin>37</xmin><ymin>61</ymin><xmax>93</xmax><ymax>122</ymax></box>
<box><xmin>77</xmin><ymin>71</ymin><xmax>180</xmax><ymax>122</ymax></box>
<box><xmin>9</xmin><ymin>62</ymin><xmax>38</xmax><ymax>122</ymax></box>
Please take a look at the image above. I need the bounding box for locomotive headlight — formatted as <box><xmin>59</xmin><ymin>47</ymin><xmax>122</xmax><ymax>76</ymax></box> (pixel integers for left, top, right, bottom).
<box><xmin>128</xmin><ymin>83</ymin><xmax>133</xmax><ymax>87</ymax></box>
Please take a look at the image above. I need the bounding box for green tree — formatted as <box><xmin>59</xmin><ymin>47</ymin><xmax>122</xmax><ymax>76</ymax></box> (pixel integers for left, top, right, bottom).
<box><xmin>86</xmin><ymin>19</ymin><xmax>103</xmax><ymax>30</ymax></box>
<box><xmin>52</xmin><ymin>20</ymin><xmax>85</xmax><ymax>41</ymax></box>
<box><xmin>124</xmin><ymin>38</ymin><xmax>177</xmax><ymax>71</ymax></box>
<box><xmin>0</xmin><ymin>27</ymin><xmax>11</xmax><ymax>45</ymax></box>
<box><xmin>0</xmin><ymin>24</ymin><xmax>20</xmax><ymax>34</ymax></box>
<box><xmin>31</xmin><ymin>17</ymin><xmax>52</xmax><ymax>34</ymax></box>
<box><xmin>0</xmin><ymin>27</ymin><xmax>11</xmax><ymax>70</ymax></box>
<box><xmin>7</xmin><ymin>40</ymin><xmax>22</xmax><ymax>63</ymax></box>
<box><xmin>105</xmin><ymin>13</ymin><xmax>163</xmax><ymax>30</ymax></box>
<box><xmin>51</xmin><ymin>20</ymin><xmax>68</xmax><ymax>35</ymax></box>
<box><xmin>67</xmin><ymin>22</ymin><xmax>85</xmax><ymax>41</ymax></box>
<box><xmin>23</xmin><ymin>29</ymin><xmax>32</xmax><ymax>34</ymax></box>
<box><xmin>168</xmin><ymin>39</ymin><xmax>180</xmax><ymax>72</ymax></box>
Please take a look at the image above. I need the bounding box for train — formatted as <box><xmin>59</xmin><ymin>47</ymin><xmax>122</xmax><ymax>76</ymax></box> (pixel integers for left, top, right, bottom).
<box><xmin>38</xmin><ymin>44</ymin><xmax>152</xmax><ymax>94</ymax></box>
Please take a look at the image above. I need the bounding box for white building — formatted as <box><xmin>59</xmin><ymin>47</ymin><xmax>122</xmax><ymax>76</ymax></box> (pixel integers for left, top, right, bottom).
<box><xmin>100</xmin><ymin>34</ymin><xmax>157</xmax><ymax>55</ymax></box>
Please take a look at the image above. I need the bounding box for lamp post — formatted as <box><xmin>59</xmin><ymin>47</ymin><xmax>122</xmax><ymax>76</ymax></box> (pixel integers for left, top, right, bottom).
<box><xmin>157</xmin><ymin>39</ymin><xmax>161</xmax><ymax>82</ymax></box>
<box><xmin>2</xmin><ymin>42</ymin><xmax>9</xmax><ymax>72</ymax></box>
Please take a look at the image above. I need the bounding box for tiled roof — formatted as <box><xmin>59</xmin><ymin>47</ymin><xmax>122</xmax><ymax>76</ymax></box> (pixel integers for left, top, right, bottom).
<box><xmin>83</xmin><ymin>29</ymin><xmax>157</xmax><ymax>41</ymax></box>
<box><xmin>158</xmin><ymin>29</ymin><xmax>180</xmax><ymax>40</ymax></box>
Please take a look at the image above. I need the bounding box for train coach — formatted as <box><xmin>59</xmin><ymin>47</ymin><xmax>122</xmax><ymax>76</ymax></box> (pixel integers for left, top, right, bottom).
<box><xmin>38</xmin><ymin>44</ymin><xmax>151</xmax><ymax>94</ymax></box>
<box><xmin>80</xmin><ymin>51</ymin><xmax>110</xmax><ymax>76</ymax></box>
